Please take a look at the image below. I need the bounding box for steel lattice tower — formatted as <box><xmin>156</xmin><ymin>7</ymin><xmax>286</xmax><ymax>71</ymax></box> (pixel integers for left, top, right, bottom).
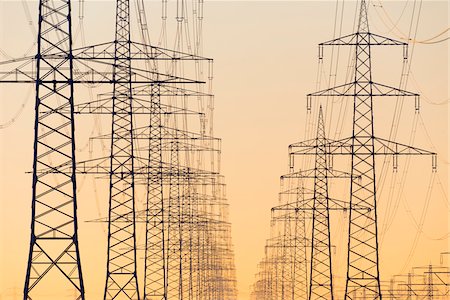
<box><xmin>251</xmin><ymin>106</ymin><xmax>361</xmax><ymax>300</ymax></box>
<box><xmin>104</xmin><ymin>0</ymin><xmax>140</xmax><ymax>298</ymax></box>
<box><xmin>344</xmin><ymin>2</ymin><xmax>381</xmax><ymax>296</ymax></box>
<box><xmin>143</xmin><ymin>84</ymin><xmax>166</xmax><ymax>300</ymax></box>
<box><xmin>23</xmin><ymin>0</ymin><xmax>85</xmax><ymax>298</ymax></box>
<box><xmin>308</xmin><ymin>106</ymin><xmax>334</xmax><ymax>300</ymax></box>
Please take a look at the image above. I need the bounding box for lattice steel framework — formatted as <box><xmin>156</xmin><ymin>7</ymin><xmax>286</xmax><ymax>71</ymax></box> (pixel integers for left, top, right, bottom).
<box><xmin>144</xmin><ymin>83</ymin><xmax>166</xmax><ymax>300</ymax></box>
<box><xmin>103</xmin><ymin>0</ymin><xmax>140</xmax><ymax>298</ymax></box>
<box><xmin>308</xmin><ymin>107</ymin><xmax>334</xmax><ymax>300</ymax></box>
<box><xmin>22</xmin><ymin>0</ymin><xmax>85</xmax><ymax>298</ymax></box>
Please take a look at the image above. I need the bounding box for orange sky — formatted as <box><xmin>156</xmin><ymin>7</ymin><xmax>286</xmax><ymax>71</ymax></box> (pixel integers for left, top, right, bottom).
<box><xmin>0</xmin><ymin>1</ymin><xmax>448</xmax><ymax>299</ymax></box>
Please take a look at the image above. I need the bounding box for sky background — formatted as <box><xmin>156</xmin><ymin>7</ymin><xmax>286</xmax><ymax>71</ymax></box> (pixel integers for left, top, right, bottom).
<box><xmin>0</xmin><ymin>0</ymin><xmax>448</xmax><ymax>299</ymax></box>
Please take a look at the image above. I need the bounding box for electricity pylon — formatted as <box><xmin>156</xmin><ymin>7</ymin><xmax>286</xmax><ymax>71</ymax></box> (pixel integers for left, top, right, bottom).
<box><xmin>285</xmin><ymin>107</ymin><xmax>365</xmax><ymax>300</ymax></box>
<box><xmin>103</xmin><ymin>0</ymin><xmax>140</xmax><ymax>298</ymax></box>
<box><xmin>251</xmin><ymin>105</ymin><xmax>364</xmax><ymax>300</ymax></box>
<box><xmin>0</xmin><ymin>0</ymin><xmax>85</xmax><ymax>298</ymax></box>
<box><xmin>292</xmin><ymin>0</ymin><xmax>437</xmax><ymax>298</ymax></box>
<box><xmin>308</xmin><ymin>106</ymin><xmax>334</xmax><ymax>300</ymax></box>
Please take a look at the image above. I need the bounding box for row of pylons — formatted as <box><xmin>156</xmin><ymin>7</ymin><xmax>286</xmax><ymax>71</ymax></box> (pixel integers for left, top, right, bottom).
<box><xmin>0</xmin><ymin>0</ymin><xmax>238</xmax><ymax>299</ymax></box>
<box><xmin>250</xmin><ymin>0</ymin><xmax>438</xmax><ymax>299</ymax></box>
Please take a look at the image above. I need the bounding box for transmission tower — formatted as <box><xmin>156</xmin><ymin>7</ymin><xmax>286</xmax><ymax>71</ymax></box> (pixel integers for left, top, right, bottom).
<box><xmin>103</xmin><ymin>0</ymin><xmax>140</xmax><ymax>297</ymax></box>
<box><xmin>287</xmin><ymin>107</ymin><xmax>367</xmax><ymax>300</ymax></box>
<box><xmin>308</xmin><ymin>106</ymin><xmax>334</xmax><ymax>300</ymax></box>
<box><xmin>292</xmin><ymin>0</ymin><xmax>437</xmax><ymax>298</ymax></box>
<box><xmin>0</xmin><ymin>0</ymin><xmax>85</xmax><ymax>298</ymax></box>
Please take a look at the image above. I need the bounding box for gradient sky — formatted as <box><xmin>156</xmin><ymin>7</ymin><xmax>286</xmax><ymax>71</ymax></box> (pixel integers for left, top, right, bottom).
<box><xmin>0</xmin><ymin>1</ymin><xmax>448</xmax><ymax>299</ymax></box>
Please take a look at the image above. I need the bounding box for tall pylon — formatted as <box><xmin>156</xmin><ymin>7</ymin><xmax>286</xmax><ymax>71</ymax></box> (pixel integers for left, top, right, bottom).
<box><xmin>288</xmin><ymin>107</ymin><xmax>362</xmax><ymax>300</ymax></box>
<box><xmin>104</xmin><ymin>0</ymin><xmax>140</xmax><ymax>298</ymax></box>
<box><xmin>308</xmin><ymin>106</ymin><xmax>334</xmax><ymax>300</ymax></box>
<box><xmin>23</xmin><ymin>0</ymin><xmax>85</xmax><ymax>298</ymax></box>
<box><xmin>293</xmin><ymin>0</ymin><xmax>437</xmax><ymax>298</ymax></box>
<box><xmin>143</xmin><ymin>83</ymin><xmax>166</xmax><ymax>300</ymax></box>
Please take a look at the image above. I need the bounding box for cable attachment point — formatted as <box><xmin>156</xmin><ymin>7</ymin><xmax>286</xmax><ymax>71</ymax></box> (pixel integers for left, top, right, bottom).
<box><xmin>307</xmin><ymin>95</ymin><xmax>312</xmax><ymax>112</ymax></box>
<box><xmin>415</xmin><ymin>95</ymin><xmax>420</xmax><ymax>113</ymax></box>
<box><xmin>432</xmin><ymin>154</ymin><xmax>437</xmax><ymax>172</ymax></box>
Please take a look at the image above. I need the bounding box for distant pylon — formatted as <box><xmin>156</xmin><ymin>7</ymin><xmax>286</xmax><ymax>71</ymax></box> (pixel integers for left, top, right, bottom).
<box><xmin>23</xmin><ymin>0</ymin><xmax>85</xmax><ymax>299</ymax></box>
<box><xmin>143</xmin><ymin>83</ymin><xmax>166</xmax><ymax>300</ymax></box>
<box><xmin>308</xmin><ymin>106</ymin><xmax>334</xmax><ymax>300</ymax></box>
<box><xmin>104</xmin><ymin>0</ymin><xmax>140</xmax><ymax>297</ymax></box>
<box><xmin>289</xmin><ymin>107</ymin><xmax>362</xmax><ymax>300</ymax></box>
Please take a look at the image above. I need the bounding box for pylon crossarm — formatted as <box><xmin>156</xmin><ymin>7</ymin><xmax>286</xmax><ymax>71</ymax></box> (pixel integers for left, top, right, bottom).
<box><xmin>307</xmin><ymin>82</ymin><xmax>419</xmax><ymax>110</ymax></box>
<box><xmin>134</xmin><ymin>126</ymin><xmax>218</xmax><ymax>141</ymax></box>
<box><xmin>271</xmin><ymin>210</ymin><xmax>314</xmax><ymax>222</ymax></box>
<box><xmin>97</xmin><ymin>83</ymin><xmax>212</xmax><ymax>97</ymax></box>
<box><xmin>279</xmin><ymin>187</ymin><xmax>314</xmax><ymax>196</ymax></box>
<box><xmin>289</xmin><ymin>137</ymin><xmax>351</xmax><ymax>152</ymax></box>
<box><xmin>73</xmin><ymin>59</ymin><xmax>204</xmax><ymax>84</ymax></box>
<box><xmin>290</xmin><ymin>136</ymin><xmax>436</xmax><ymax>158</ymax></box>
<box><xmin>143</xmin><ymin>141</ymin><xmax>220</xmax><ymax>153</ymax></box>
<box><xmin>265</xmin><ymin>235</ymin><xmax>313</xmax><ymax>248</ymax></box>
<box><xmin>288</xmin><ymin>137</ymin><xmax>317</xmax><ymax>148</ymax></box>
<box><xmin>320</xmin><ymin>32</ymin><xmax>406</xmax><ymax>46</ymax></box>
<box><xmin>0</xmin><ymin>56</ymin><xmax>205</xmax><ymax>84</ymax></box>
<box><xmin>328</xmin><ymin>198</ymin><xmax>369</xmax><ymax>212</ymax></box>
<box><xmin>32</xmin><ymin>156</ymin><xmax>218</xmax><ymax>176</ymax></box>
<box><xmin>0</xmin><ymin>57</ymin><xmax>36</xmax><ymax>83</ymax></box>
<box><xmin>320</xmin><ymin>33</ymin><xmax>359</xmax><ymax>46</ymax></box>
<box><xmin>369</xmin><ymin>33</ymin><xmax>407</xmax><ymax>46</ymax></box>
<box><xmin>47</xmin><ymin>41</ymin><xmax>212</xmax><ymax>61</ymax></box>
<box><xmin>272</xmin><ymin>197</ymin><xmax>369</xmax><ymax>212</ymax></box>
<box><xmin>0</xmin><ymin>56</ymin><xmax>34</xmax><ymax>66</ymax></box>
<box><xmin>319</xmin><ymin>32</ymin><xmax>408</xmax><ymax>59</ymax></box>
<box><xmin>283</xmin><ymin>168</ymin><xmax>357</xmax><ymax>179</ymax></box>
<box><xmin>48</xmin><ymin>97</ymin><xmax>206</xmax><ymax>115</ymax></box>
<box><xmin>131</xmin><ymin>41</ymin><xmax>212</xmax><ymax>61</ymax></box>
<box><xmin>88</xmin><ymin>208</ymin><xmax>231</xmax><ymax>225</ymax></box>
<box><xmin>328</xmin><ymin>169</ymin><xmax>359</xmax><ymax>178</ymax></box>
<box><xmin>135</xmin><ymin>173</ymin><xmax>225</xmax><ymax>186</ymax></box>
<box><xmin>271</xmin><ymin>200</ymin><xmax>310</xmax><ymax>211</ymax></box>
<box><xmin>89</xmin><ymin>128</ymin><xmax>220</xmax><ymax>152</ymax></box>
<box><xmin>289</xmin><ymin>137</ymin><xmax>353</xmax><ymax>156</ymax></box>
<box><xmin>373</xmin><ymin>137</ymin><xmax>436</xmax><ymax>156</ymax></box>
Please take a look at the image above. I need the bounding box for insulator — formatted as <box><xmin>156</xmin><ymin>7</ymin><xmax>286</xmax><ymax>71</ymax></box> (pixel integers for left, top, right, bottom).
<box><xmin>208</xmin><ymin>60</ymin><xmax>214</xmax><ymax>80</ymax></box>
<box><xmin>319</xmin><ymin>44</ymin><xmax>324</xmax><ymax>60</ymax></box>
<box><xmin>432</xmin><ymin>154</ymin><xmax>437</xmax><ymax>172</ymax></box>
<box><xmin>393</xmin><ymin>155</ymin><xmax>398</xmax><ymax>172</ymax></box>
<box><xmin>162</xmin><ymin>0</ymin><xmax>167</xmax><ymax>20</ymax></box>
<box><xmin>78</xmin><ymin>0</ymin><xmax>84</xmax><ymax>20</ymax></box>
<box><xmin>198</xmin><ymin>0</ymin><xmax>204</xmax><ymax>20</ymax></box>
<box><xmin>415</xmin><ymin>95</ymin><xmax>420</xmax><ymax>112</ymax></box>
<box><xmin>307</xmin><ymin>95</ymin><xmax>312</xmax><ymax>111</ymax></box>
<box><xmin>176</xmin><ymin>0</ymin><xmax>184</xmax><ymax>22</ymax></box>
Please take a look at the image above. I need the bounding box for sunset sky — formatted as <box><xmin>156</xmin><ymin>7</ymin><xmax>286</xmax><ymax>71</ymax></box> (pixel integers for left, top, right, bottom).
<box><xmin>0</xmin><ymin>1</ymin><xmax>448</xmax><ymax>299</ymax></box>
